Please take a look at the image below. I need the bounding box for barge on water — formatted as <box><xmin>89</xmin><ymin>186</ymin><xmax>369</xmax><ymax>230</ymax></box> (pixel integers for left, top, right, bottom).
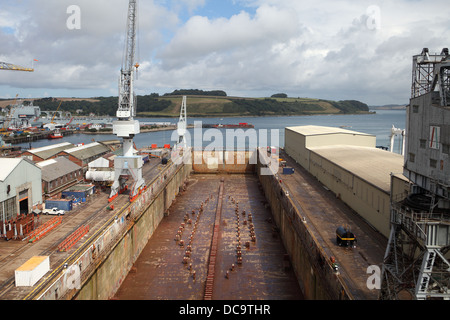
<box><xmin>202</xmin><ymin>122</ymin><xmax>254</xmax><ymax>129</ymax></box>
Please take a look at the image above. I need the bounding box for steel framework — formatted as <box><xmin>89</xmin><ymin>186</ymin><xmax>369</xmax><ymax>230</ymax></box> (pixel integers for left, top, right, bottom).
<box><xmin>411</xmin><ymin>48</ymin><xmax>450</xmax><ymax>106</ymax></box>
<box><xmin>380</xmin><ymin>48</ymin><xmax>450</xmax><ymax>300</ymax></box>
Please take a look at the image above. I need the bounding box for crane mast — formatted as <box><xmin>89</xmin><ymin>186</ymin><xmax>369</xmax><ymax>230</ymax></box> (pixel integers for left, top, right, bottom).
<box><xmin>117</xmin><ymin>0</ymin><xmax>138</xmax><ymax>120</ymax></box>
<box><xmin>0</xmin><ymin>62</ymin><xmax>34</xmax><ymax>72</ymax></box>
<box><xmin>109</xmin><ymin>0</ymin><xmax>145</xmax><ymax>202</ymax></box>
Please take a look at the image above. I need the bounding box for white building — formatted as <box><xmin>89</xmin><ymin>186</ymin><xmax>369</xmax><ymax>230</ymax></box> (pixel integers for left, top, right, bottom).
<box><xmin>285</xmin><ymin>125</ymin><xmax>408</xmax><ymax>238</ymax></box>
<box><xmin>0</xmin><ymin>158</ymin><xmax>42</xmax><ymax>222</ymax></box>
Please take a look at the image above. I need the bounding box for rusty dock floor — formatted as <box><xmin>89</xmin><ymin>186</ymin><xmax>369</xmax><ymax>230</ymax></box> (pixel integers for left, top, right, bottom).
<box><xmin>114</xmin><ymin>173</ymin><xmax>304</xmax><ymax>300</ymax></box>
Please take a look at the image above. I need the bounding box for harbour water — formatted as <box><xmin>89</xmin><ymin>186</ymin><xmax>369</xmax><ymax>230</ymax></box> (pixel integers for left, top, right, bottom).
<box><xmin>17</xmin><ymin>109</ymin><xmax>406</xmax><ymax>154</ymax></box>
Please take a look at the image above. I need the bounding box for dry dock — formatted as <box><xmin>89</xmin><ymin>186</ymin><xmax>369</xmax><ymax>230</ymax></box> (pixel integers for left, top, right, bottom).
<box><xmin>114</xmin><ymin>174</ymin><xmax>303</xmax><ymax>300</ymax></box>
<box><xmin>0</xmin><ymin>149</ymin><xmax>387</xmax><ymax>300</ymax></box>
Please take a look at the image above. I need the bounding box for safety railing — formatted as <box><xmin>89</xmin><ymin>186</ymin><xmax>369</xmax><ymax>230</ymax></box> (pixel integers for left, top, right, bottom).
<box><xmin>58</xmin><ymin>225</ymin><xmax>90</xmax><ymax>252</ymax></box>
<box><xmin>27</xmin><ymin>217</ymin><xmax>62</xmax><ymax>243</ymax></box>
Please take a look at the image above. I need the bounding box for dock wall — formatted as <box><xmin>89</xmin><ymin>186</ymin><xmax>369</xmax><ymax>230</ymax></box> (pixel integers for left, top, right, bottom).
<box><xmin>256</xmin><ymin>149</ymin><xmax>352</xmax><ymax>300</ymax></box>
<box><xmin>191</xmin><ymin>150</ymin><xmax>256</xmax><ymax>173</ymax></box>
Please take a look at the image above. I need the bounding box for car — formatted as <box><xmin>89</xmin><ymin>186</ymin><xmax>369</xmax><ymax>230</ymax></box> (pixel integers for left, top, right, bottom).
<box><xmin>43</xmin><ymin>207</ymin><xmax>65</xmax><ymax>216</ymax></box>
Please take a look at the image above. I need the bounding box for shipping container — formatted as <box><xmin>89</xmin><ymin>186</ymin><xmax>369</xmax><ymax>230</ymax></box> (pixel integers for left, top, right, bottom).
<box><xmin>141</xmin><ymin>154</ymin><xmax>149</xmax><ymax>163</ymax></box>
<box><xmin>45</xmin><ymin>199</ymin><xmax>73</xmax><ymax>212</ymax></box>
<box><xmin>15</xmin><ymin>256</ymin><xmax>50</xmax><ymax>287</ymax></box>
<box><xmin>62</xmin><ymin>184</ymin><xmax>95</xmax><ymax>199</ymax></box>
<box><xmin>282</xmin><ymin>167</ymin><xmax>295</xmax><ymax>175</ymax></box>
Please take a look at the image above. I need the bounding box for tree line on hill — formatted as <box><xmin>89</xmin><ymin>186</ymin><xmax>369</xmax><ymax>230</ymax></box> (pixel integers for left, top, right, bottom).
<box><xmin>164</xmin><ymin>89</ymin><xmax>227</xmax><ymax>97</ymax></box>
<box><xmin>19</xmin><ymin>90</ymin><xmax>369</xmax><ymax>117</ymax></box>
<box><xmin>31</xmin><ymin>95</ymin><xmax>172</xmax><ymax>116</ymax></box>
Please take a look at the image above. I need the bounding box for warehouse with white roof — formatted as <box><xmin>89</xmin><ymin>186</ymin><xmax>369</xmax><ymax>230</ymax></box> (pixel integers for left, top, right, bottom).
<box><xmin>56</xmin><ymin>142</ymin><xmax>111</xmax><ymax>169</ymax></box>
<box><xmin>21</xmin><ymin>142</ymin><xmax>74</xmax><ymax>162</ymax></box>
<box><xmin>285</xmin><ymin>125</ymin><xmax>409</xmax><ymax>238</ymax></box>
<box><xmin>36</xmin><ymin>157</ymin><xmax>83</xmax><ymax>198</ymax></box>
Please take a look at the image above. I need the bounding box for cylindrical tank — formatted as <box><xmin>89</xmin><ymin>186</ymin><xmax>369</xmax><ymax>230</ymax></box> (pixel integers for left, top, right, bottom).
<box><xmin>86</xmin><ymin>170</ymin><xmax>114</xmax><ymax>182</ymax></box>
<box><xmin>336</xmin><ymin>226</ymin><xmax>356</xmax><ymax>247</ymax></box>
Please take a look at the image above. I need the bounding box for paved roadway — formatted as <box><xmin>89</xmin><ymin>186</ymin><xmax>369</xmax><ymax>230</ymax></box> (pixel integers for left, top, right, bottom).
<box><xmin>278</xmin><ymin>150</ymin><xmax>387</xmax><ymax>299</ymax></box>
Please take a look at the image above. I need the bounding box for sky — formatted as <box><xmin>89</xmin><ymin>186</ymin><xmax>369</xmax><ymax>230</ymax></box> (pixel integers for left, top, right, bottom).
<box><xmin>0</xmin><ymin>0</ymin><xmax>449</xmax><ymax>106</ymax></box>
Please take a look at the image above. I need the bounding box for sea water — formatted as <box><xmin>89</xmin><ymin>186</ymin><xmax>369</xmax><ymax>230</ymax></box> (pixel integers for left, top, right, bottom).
<box><xmin>19</xmin><ymin>109</ymin><xmax>407</xmax><ymax>154</ymax></box>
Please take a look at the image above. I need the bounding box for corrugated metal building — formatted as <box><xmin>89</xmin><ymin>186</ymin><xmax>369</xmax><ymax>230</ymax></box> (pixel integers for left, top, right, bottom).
<box><xmin>0</xmin><ymin>158</ymin><xmax>42</xmax><ymax>222</ymax></box>
<box><xmin>21</xmin><ymin>142</ymin><xmax>74</xmax><ymax>162</ymax></box>
<box><xmin>36</xmin><ymin>157</ymin><xmax>83</xmax><ymax>198</ymax></box>
<box><xmin>56</xmin><ymin>142</ymin><xmax>111</xmax><ymax>169</ymax></box>
<box><xmin>285</xmin><ymin>125</ymin><xmax>409</xmax><ymax>238</ymax></box>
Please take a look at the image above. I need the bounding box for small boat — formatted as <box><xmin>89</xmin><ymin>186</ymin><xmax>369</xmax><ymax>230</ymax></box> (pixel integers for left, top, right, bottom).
<box><xmin>48</xmin><ymin>129</ymin><xmax>63</xmax><ymax>139</ymax></box>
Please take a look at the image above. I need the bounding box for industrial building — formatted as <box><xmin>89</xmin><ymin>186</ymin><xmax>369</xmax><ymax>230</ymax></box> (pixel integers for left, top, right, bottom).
<box><xmin>0</xmin><ymin>158</ymin><xmax>42</xmax><ymax>224</ymax></box>
<box><xmin>56</xmin><ymin>142</ymin><xmax>111</xmax><ymax>169</ymax></box>
<box><xmin>285</xmin><ymin>125</ymin><xmax>408</xmax><ymax>238</ymax></box>
<box><xmin>21</xmin><ymin>142</ymin><xmax>74</xmax><ymax>162</ymax></box>
<box><xmin>36</xmin><ymin>157</ymin><xmax>83</xmax><ymax>198</ymax></box>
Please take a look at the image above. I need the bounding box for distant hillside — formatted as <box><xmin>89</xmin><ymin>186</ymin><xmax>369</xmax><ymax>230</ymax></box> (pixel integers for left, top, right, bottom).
<box><xmin>1</xmin><ymin>93</ymin><xmax>371</xmax><ymax>117</ymax></box>
<box><xmin>138</xmin><ymin>95</ymin><xmax>371</xmax><ymax>117</ymax></box>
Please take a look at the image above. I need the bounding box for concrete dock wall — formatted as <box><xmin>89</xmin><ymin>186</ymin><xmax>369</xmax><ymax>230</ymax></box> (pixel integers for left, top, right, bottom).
<box><xmin>256</xmin><ymin>149</ymin><xmax>352</xmax><ymax>300</ymax></box>
<box><xmin>191</xmin><ymin>150</ymin><xmax>256</xmax><ymax>173</ymax></box>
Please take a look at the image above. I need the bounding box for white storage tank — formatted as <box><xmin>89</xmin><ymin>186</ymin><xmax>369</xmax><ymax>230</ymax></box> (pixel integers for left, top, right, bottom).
<box><xmin>15</xmin><ymin>256</ymin><xmax>50</xmax><ymax>287</ymax></box>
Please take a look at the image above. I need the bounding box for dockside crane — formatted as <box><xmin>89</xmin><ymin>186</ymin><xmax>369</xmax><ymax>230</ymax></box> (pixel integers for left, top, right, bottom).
<box><xmin>0</xmin><ymin>61</ymin><xmax>34</xmax><ymax>72</ymax></box>
<box><xmin>109</xmin><ymin>0</ymin><xmax>145</xmax><ymax>202</ymax></box>
<box><xmin>177</xmin><ymin>96</ymin><xmax>187</xmax><ymax>149</ymax></box>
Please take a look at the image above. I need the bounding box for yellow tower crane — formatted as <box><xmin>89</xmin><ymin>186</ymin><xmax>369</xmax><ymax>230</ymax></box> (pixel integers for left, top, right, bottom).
<box><xmin>0</xmin><ymin>61</ymin><xmax>34</xmax><ymax>72</ymax></box>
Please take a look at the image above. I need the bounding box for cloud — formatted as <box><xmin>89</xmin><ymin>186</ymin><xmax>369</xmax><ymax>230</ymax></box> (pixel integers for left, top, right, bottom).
<box><xmin>145</xmin><ymin>0</ymin><xmax>449</xmax><ymax>104</ymax></box>
<box><xmin>0</xmin><ymin>0</ymin><xmax>179</xmax><ymax>93</ymax></box>
<box><xmin>0</xmin><ymin>0</ymin><xmax>449</xmax><ymax>105</ymax></box>
<box><xmin>159</xmin><ymin>4</ymin><xmax>301</xmax><ymax>67</ymax></box>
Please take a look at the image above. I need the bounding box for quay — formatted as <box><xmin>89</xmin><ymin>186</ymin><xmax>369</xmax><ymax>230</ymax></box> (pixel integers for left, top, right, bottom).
<box><xmin>3</xmin><ymin>129</ymin><xmax>76</xmax><ymax>145</ymax></box>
